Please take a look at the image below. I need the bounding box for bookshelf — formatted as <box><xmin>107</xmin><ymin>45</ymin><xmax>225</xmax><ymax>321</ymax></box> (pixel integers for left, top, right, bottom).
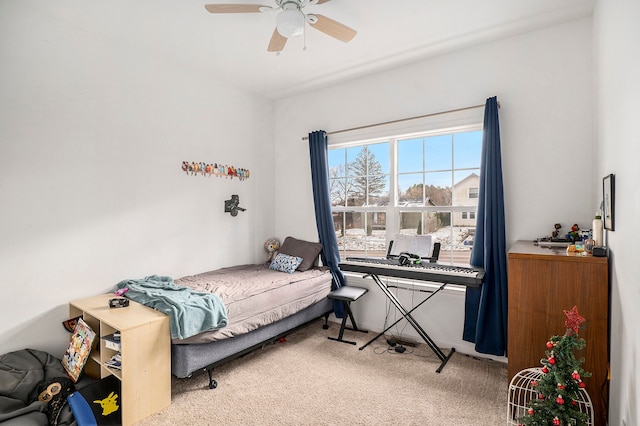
<box><xmin>69</xmin><ymin>294</ymin><xmax>171</xmax><ymax>425</ymax></box>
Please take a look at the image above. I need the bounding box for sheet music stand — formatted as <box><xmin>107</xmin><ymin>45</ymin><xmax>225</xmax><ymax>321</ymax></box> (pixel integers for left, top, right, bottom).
<box><xmin>386</xmin><ymin>234</ymin><xmax>440</xmax><ymax>263</ymax></box>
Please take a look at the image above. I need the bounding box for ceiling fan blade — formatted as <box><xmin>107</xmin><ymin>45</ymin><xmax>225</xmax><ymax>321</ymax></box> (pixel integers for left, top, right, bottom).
<box><xmin>204</xmin><ymin>4</ymin><xmax>271</xmax><ymax>13</ymax></box>
<box><xmin>307</xmin><ymin>14</ymin><xmax>356</xmax><ymax>43</ymax></box>
<box><xmin>267</xmin><ymin>28</ymin><xmax>287</xmax><ymax>52</ymax></box>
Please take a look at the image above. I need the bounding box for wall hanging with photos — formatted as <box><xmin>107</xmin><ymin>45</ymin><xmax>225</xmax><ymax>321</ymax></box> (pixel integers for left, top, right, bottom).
<box><xmin>181</xmin><ymin>161</ymin><xmax>250</xmax><ymax>180</ymax></box>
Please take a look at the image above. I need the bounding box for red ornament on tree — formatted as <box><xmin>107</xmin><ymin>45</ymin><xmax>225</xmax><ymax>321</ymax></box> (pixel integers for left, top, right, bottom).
<box><xmin>528</xmin><ymin>408</ymin><xmax>534</xmax><ymax>415</ymax></box>
<box><xmin>557</xmin><ymin>383</ymin><xmax>565</xmax><ymax>390</ymax></box>
<box><xmin>546</xmin><ymin>341</ymin><xmax>554</xmax><ymax>349</ymax></box>
<box><xmin>553</xmin><ymin>417</ymin><xmax>561</xmax><ymax>425</ymax></box>
<box><xmin>572</xmin><ymin>370</ymin><xmax>581</xmax><ymax>381</ymax></box>
<box><xmin>542</xmin><ymin>366</ymin><xmax>549</xmax><ymax>374</ymax></box>
<box><xmin>548</xmin><ymin>356</ymin><xmax>556</xmax><ymax>365</ymax></box>
<box><xmin>556</xmin><ymin>395</ymin><xmax>564</xmax><ymax>405</ymax></box>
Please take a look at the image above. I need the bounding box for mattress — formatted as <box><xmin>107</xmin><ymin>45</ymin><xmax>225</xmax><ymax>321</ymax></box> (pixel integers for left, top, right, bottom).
<box><xmin>173</xmin><ymin>263</ymin><xmax>332</xmax><ymax>344</ymax></box>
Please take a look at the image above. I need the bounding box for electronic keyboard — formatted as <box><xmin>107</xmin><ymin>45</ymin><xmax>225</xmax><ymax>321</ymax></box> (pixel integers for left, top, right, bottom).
<box><xmin>340</xmin><ymin>257</ymin><xmax>484</xmax><ymax>288</ymax></box>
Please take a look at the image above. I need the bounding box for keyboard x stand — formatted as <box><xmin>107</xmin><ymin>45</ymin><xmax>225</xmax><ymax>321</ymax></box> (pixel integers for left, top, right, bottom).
<box><xmin>357</xmin><ymin>272</ymin><xmax>456</xmax><ymax>373</ymax></box>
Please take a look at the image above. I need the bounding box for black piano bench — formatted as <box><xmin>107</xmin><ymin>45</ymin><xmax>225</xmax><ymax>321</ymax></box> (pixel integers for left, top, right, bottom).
<box><xmin>327</xmin><ymin>286</ymin><xmax>369</xmax><ymax>345</ymax></box>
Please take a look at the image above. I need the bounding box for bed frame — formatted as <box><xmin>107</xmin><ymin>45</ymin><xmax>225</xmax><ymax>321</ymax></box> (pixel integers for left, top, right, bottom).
<box><xmin>171</xmin><ymin>298</ymin><xmax>333</xmax><ymax>389</ymax></box>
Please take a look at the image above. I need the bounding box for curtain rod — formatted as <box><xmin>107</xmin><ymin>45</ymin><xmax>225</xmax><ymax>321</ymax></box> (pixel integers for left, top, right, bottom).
<box><xmin>302</xmin><ymin>102</ymin><xmax>499</xmax><ymax>140</ymax></box>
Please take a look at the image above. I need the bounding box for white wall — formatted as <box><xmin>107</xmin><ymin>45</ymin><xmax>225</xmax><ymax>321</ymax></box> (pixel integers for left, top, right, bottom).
<box><xmin>594</xmin><ymin>1</ymin><xmax>640</xmax><ymax>425</ymax></box>
<box><xmin>0</xmin><ymin>3</ymin><xmax>275</xmax><ymax>356</ymax></box>
<box><xmin>274</xmin><ymin>18</ymin><xmax>594</xmax><ymax>360</ymax></box>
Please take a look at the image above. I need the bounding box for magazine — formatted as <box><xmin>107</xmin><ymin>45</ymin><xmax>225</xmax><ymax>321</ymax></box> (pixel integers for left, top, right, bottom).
<box><xmin>61</xmin><ymin>318</ymin><xmax>96</xmax><ymax>382</ymax></box>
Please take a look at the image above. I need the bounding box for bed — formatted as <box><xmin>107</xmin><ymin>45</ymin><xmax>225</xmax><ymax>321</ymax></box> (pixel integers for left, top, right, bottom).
<box><xmin>121</xmin><ymin>237</ymin><xmax>335</xmax><ymax>389</ymax></box>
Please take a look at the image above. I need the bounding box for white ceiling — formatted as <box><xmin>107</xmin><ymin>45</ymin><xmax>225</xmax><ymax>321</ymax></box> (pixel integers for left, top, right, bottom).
<box><xmin>32</xmin><ymin>0</ymin><xmax>595</xmax><ymax>100</ymax></box>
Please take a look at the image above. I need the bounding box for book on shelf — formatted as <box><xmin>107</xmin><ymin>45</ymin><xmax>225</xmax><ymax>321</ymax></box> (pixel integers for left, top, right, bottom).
<box><xmin>61</xmin><ymin>318</ymin><xmax>97</xmax><ymax>382</ymax></box>
<box><xmin>105</xmin><ymin>353</ymin><xmax>122</xmax><ymax>370</ymax></box>
<box><xmin>101</xmin><ymin>333</ymin><xmax>121</xmax><ymax>351</ymax></box>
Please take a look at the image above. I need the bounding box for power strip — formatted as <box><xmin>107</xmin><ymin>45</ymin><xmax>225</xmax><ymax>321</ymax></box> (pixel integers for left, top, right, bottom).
<box><xmin>390</xmin><ymin>336</ymin><xmax>418</xmax><ymax>348</ymax></box>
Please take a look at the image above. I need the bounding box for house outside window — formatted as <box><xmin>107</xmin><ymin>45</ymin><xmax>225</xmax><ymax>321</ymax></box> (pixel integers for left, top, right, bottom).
<box><xmin>329</xmin><ymin>127</ymin><xmax>482</xmax><ymax>265</ymax></box>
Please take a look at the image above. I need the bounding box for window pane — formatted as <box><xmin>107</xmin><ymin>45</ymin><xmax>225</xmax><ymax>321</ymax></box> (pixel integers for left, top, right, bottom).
<box><xmin>398</xmin><ymin>173</ymin><xmax>424</xmax><ymax>205</ymax></box>
<box><xmin>335</xmin><ymin>211</ymin><xmax>387</xmax><ymax>259</ymax></box>
<box><xmin>453</xmin><ymin>170</ymin><xmax>480</xmax><ymax>207</ymax></box>
<box><xmin>367</xmin><ymin>142</ymin><xmax>390</xmax><ymax>175</ymax></box>
<box><xmin>367</xmin><ymin>175</ymin><xmax>390</xmax><ymax>206</ymax></box>
<box><xmin>398</xmin><ymin>138</ymin><xmax>423</xmax><ymax>173</ymax></box>
<box><xmin>366</xmin><ymin>212</ymin><xmax>387</xmax><ymax>257</ymax></box>
<box><xmin>451</xmin><ymin>210</ymin><xmax>474</xmax><ymax>265</ymax></box>
<box><xmin>347</xmin><ymin>144</ymin><xmax>390</xmax><ymax>207</ymax></box>
<box><xmin>328</xmin><ymin>148</ymin><xmax>347</xmax><ymax>177</ymax></box>
<box><xmin>453</xmin><ymin>131</ymin><xmax>482</xmax><ymax>170</ymax></box>
<box><xmin>425</xmin><ymin>171</ymin><xmax>452</xmax><ymax>206</ymax></box>
<box><xmin>330</xmin><ymin>177</ymin><xmax>349</xmax><ymax>207</ymax></box>
<box><xmin>344</xmin><ymin>211</ymin><xmax>363</xmax><ymax>252</ymax></box>
<box><xmin>345</xmin><ymin>190</ymin><xmax>358</xmax><ymax>206</ymax></box>
<box><xmin>425</xmin><ymin>135</ymin><xmax>452</xmax><ymax>171</ymax></box>
<box><xmin>400</xmin><ymin>211</ymin><xmax>473</xmax><ymax>263</ymax></box>
<box><xmin>399</xmin><ymin>212</ymin><xmax>423</xmax><ymax>235</ymax></box>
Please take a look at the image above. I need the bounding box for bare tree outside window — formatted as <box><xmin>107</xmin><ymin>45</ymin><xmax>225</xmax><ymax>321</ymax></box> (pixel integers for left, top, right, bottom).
<box><xmin>350</xmin><ymin>147</ymin><xmax>386</xmax><ymax>205</ymax></box>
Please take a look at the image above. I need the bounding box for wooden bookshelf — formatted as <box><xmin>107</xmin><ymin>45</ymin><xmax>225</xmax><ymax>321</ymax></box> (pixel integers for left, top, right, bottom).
<box><xmin>69</xmin><ymin>294</ymin><xmax>171</xmax><ymax>425</ymax></box>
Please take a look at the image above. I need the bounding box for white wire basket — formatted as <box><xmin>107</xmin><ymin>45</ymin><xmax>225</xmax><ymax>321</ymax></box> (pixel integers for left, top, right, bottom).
<box><xmin>507</xmin><ymin>367</ymin><xmax>594</xmax><ymax>425</ymax></box>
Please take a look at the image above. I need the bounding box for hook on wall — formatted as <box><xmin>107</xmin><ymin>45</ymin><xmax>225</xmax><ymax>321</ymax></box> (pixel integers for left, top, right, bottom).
<box><xmin>224</xmin><ymin>195</ymin><xmax>246</xmax><ymax>217</ymax></box>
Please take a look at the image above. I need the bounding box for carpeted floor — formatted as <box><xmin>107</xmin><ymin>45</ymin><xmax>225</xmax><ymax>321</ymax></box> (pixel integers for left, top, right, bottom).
<box><xmin>136</xmin><ymin>319</ymin><xmax>508</xmax><ymax>425</ymax></box>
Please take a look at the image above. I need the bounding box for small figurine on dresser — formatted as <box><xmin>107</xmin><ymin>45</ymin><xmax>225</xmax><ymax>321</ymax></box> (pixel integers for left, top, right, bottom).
<box><xmin>566</xmin><ymin>223</ymin><xmax>581</xmax><ymax>242</ymax></box>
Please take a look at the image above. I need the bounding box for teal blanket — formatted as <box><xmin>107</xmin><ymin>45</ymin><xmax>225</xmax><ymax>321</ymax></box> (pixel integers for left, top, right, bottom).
<box><xmin>116</xmin><ymin>275</ymin><xmax>228</xmax><ymax>340</ymax></box>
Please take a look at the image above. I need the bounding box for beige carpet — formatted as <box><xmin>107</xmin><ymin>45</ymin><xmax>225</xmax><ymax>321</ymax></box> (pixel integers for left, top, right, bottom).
<box><xmin>137</xmin><ymin>320</ymin><xmax>508</xmax><ymax>425</ymax></box>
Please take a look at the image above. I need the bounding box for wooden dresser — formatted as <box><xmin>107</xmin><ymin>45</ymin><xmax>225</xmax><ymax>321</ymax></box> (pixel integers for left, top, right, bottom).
<box><xmin>507</xmin><ymin>240</ymin><xmax>609</xmax><ymax>425</ymax></box>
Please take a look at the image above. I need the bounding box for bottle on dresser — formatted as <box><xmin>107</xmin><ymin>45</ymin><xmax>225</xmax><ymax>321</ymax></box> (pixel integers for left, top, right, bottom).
<box><xmin>592</xmin><ymin>212</ymin><xmax>604</xmax><ymax>247</ymax></box>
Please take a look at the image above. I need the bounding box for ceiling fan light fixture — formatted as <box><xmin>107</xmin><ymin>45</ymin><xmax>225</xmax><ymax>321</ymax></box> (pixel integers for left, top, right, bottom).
<box><xmin>276</xmin><ymin>8</ymin><xmax>305</xmax><ymax>38</ymax></box>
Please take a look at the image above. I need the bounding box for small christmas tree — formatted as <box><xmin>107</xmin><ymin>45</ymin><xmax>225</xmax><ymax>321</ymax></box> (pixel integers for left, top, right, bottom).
<box><xmin>518</xmin><ymin>306</ymin><xmax>592</xmax><ymax>426</ymax></box>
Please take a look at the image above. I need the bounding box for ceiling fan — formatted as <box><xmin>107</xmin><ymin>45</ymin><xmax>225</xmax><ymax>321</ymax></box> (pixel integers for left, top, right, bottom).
<box><xmin>204</xmin><ymin>0</ymin><xmax>357</xmax><ymax>52</ymax></box>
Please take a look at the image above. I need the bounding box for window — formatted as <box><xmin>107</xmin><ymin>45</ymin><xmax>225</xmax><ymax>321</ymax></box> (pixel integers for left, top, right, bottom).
<box><xmin>329</xmin><ymin>127</ymin><xmax>482</xmax><ymax>266</ymax></box>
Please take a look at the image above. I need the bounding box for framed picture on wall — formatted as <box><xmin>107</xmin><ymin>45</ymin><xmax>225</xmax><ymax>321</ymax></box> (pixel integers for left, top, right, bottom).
<box><xmin>603</xmin><ymin>174</ymin><xmax>615</xmax><ymax>231</ymax></box>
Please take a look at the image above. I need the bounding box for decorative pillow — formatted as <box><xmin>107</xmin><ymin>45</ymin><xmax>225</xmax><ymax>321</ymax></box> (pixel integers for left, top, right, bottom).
<box><xmin>278</xmin><ymin>237</ymin><xmax>323</xmax><ymax>272</ymax></box>
<box><xmin>269</xmin><ymin>253</ymin><xmax>303</xmax><ymax>274</ymax></box>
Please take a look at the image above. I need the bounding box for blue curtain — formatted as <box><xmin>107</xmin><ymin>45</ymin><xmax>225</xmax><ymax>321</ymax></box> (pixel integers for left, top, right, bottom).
<box><xmin>462</xmin><ymin>97</ymin><xmax>508</xmax><ymax>356</ymax></box>
<box><xmin>309</xmin><ymin>130</ymin><xmax>346</xmax><ymax>318</ymax></box>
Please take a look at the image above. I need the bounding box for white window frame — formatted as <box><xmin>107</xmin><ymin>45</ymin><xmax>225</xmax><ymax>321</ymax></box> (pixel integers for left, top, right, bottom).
<box><xmin>329</xmin><ymin>119</ymin><xmax>483</xmax><ymax>265</ymax></box>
